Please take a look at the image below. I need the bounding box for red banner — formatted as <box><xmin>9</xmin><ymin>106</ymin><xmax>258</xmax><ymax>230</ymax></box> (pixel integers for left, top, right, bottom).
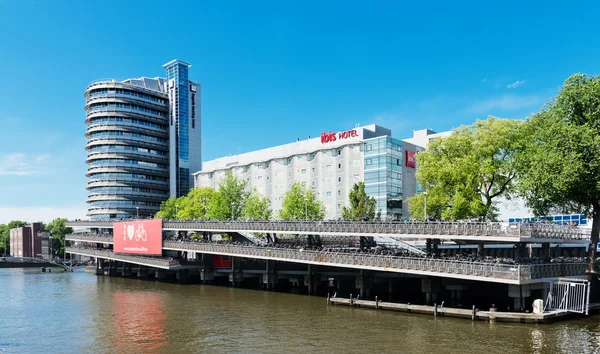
<box><xmin>406</xmin><ymin>150</ymin><xmax>416</xmax><ymax>168</ymax></box>
<box><xmin>113</xmin><ymin>219</ymin><xmax>162</xmax><ymax>255</ymax></box>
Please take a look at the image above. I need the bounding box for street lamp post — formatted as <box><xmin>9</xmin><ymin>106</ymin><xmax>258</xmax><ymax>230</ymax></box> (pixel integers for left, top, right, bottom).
<box><xmin>175</xmin><ymin>205</ymin><xmax>179</xmax><ymax>220</ymax></box>
<box><xmin>136</xmin><ymin>206</ymin><xmax>139</xmax><ymax>219</ymax></box>
<box><xmin>305</xmin><ymin>197</ymin><xmax>308</xmax><ymax>221</ymax></box>
<box><xmin>423</xmin><ymin>191</ymin><xmax>428</xmax><ymax>221</ymax></box>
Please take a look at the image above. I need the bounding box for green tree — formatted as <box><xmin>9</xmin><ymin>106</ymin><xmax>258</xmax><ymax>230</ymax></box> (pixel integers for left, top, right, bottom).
<box><xmin>242</xmin><ymin>189</ymin><xmax>272</xmax><ymax>220</ymax></box>
<box><xmin>177</xmin><ymin>187</ymin><xmax>216</xmax><ymax>220</ymax></box>
<box><xmin>207</xmin><ymin>172</ymin><xmax>250</xmax><ymax>220</ymax></box>
<box><xmin>0</xmin><ymin>220</ymin><xmax>27</xmax><ymax>256</ymax></box>
<box><xmin>518</xmin><ymin>73</ymin><xmax>600</xmax><ymax>273</ymax></box>
<box><xmin>155</xmin><ymin>196</ymin><xmax>184</xmax><ymax>219</ymax></box>
<box><xmin>46</xmin><ymin>218</ymin><xmax>73</xmax><ymax>258</ymax></box>
<box><xmin>407</xmin><ymin>117</ymin><xmax>525</xmax><ymax>221</ymax></box>
<box><xmin>342</xmin><ymin>181</ymin><xmax>376</xmax><ymax>220</ymax></box>
<box><xmin>279</xmin><ymin>182</ymin><xmax>326</xmax><ymax>220</ymax></box>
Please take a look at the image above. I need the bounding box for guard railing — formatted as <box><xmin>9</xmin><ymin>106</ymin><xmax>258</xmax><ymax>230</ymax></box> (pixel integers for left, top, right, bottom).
<box><xmin>66</xmin><ymin>220</ymin><xmax>590</xmax><ymax>240</ymax></box>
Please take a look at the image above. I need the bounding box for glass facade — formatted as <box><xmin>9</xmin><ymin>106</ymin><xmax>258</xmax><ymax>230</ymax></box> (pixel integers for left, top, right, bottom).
<box><xmin>509</xmin><ymin>214</ymin><xmax>588</xmax><ymax>226</ymax></box>
<box><xmin>165</xmin><ymin>60</ymin><xmax>191</xmax><ymax>197</ymax></box>
<box><xmin>363</xmin><ymin>136</ymin><xmax>403</xmax><ymax>219</ymax></box>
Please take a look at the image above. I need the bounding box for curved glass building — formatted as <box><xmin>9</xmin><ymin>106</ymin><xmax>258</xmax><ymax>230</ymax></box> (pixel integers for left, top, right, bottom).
<box><xmin>85</xmin><ymin>78</ymin><xmax>170</xmax><ymax>219</ymax></box>
<box><xmin>85</xmin><ymin>60</ymin><xmax>202</xmax><ymax>220</ymax></box>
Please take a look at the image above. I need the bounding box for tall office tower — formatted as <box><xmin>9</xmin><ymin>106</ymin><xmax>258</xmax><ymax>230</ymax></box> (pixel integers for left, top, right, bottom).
<box><xmin>163</xmin><ymin>60</ymin><xmax>202</xmax><ymax>198</ymax></box>
<box><xmin>84</xmin><ymin>60</ymin><xmax>201</xmax><ymax>220</ymax></box>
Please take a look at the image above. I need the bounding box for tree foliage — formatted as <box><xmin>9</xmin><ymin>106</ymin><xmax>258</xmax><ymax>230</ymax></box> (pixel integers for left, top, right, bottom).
<box><xmin>342</xmin><ymin>181</ymin><xmax>376</xmax><ymax>220</ymax></box>
<box><xmin>155</xmin><ymin>196</ymin><xmax>180</xmax><ymax>219</ymax></box>
<box><xmin>242</xmin><ymin>189</ymin><xmax>272</xmax><ymax>220</ymax></box>
<box><xmin>279</xmin><ymin>182</ymin><xmax>326</xmax><ymax>220</ymax></box>
<box><xmin>207</xmin><ymin>172</ymin><xmax>250</xmax><ymax>220</ymax></box>
<box><xmin>177</xmin><ymin>187</ymin><xmax>217</xmax><ymax>220</ymax></box>
<box><xmin>517</xmin><ymin>73</ymin><xmax>600</xmax><ymax>272</ymax></box>
<box><xmin>408</xmin><ymin>117</ymin><xmax>525</xmax><ymax>221</ymax></box>
<box><xmin>0</xmin><ymin>220</ymin><xmax>27</xmax><ymax>256</ymax></box>
<box><xmin>47</xmin><ymin>218</ymin><xmax>73</xmax><ymax>257</ymax></box>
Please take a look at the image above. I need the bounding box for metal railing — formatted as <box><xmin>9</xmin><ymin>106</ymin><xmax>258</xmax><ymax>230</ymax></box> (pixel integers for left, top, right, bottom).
<box><xmin>66</xmin><ymin>247</ymin><xmax>180</xmax><ymax>268</ymax></box>
<box><xmin>65</xmin><ymin>235</ymin><xmax>588</xmax><ymax>281</ymax></box>
<box><xmin>66</xmin><ymin>220</ymin><xmax>589</xmax><ymax>240</ymax></box>
<box><xmin>161</xmin><ymin>241</ymin><xmax>586</xmax><ymax>281</ymax></box>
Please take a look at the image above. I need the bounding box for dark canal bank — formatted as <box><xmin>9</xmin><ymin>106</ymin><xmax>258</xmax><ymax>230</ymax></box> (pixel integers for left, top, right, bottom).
<box><xmin>1</xmin><ymin>268</ymin><xmax>600</xmax><ymax>353</ymax></box>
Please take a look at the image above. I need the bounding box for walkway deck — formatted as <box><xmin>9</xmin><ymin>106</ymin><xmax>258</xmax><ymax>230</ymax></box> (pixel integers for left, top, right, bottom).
<box><xmin>66</xmin><ymin>220</ymin><xmax>589</xmax><ymax>243</ymax></box>
<box><xmin>65</xmin><ymin>235</ymin><xmax>587</xmax><ymax>284</ymax></box>
<box><xmin>329</xmin><ymin>297</ymin><xmax>574</xmax><ymax>323</ymax></box>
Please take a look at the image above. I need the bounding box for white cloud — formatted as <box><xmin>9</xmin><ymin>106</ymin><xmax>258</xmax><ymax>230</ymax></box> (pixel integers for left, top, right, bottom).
<box><xmin>467</xmin><ymin>94</ymin><xmax>545</xmax><ymax>113</ymax></box>
<box><xmin>506</xmin><ymin>80</ymin><xmax>526</xmax><ymax>89</ymax></box>
<box><xmin>0</xmin><ymin>206</ymin><xmax>87</xmax><ymax>224</ymax></box>
<box><xmin>0</xmin><ymin>152</ymin><xmax>51</xmax><ymax>176</ymax></box>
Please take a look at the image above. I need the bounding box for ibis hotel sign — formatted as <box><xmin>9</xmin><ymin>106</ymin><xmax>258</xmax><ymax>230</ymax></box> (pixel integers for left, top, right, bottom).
<box><xmin>320</xmin><ymin>129</ymin><xmax>358</xmax><ymax>143</ymax></box>
<box><xmin>113</xmin><ymin>219</ymin><xmax>162</xmax><ymax>255</ymax></box>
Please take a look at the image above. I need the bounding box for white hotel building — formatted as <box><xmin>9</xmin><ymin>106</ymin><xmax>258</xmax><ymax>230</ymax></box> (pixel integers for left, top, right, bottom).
<box><xmin>194</xmin><ymin>125</ymin><xmax>445</xmax><ymax>220</ymax></box>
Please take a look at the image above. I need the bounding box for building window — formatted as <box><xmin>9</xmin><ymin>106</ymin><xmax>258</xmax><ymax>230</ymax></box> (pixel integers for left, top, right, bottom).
<box><xmin>337</xmin><ymin>149</ymin><xmax>342</xmax><ymax>156</ymax></box>
<box><xmin>337</xmin><ymin>203</ymin><xmax>342</xmax><ymax>210</ymax></box>
<box><xmin>366</xmin><ymin>158</ymin><xmax>372</xmax><ymax>166</ymax></box>
<box><xmin>396</xmin><ymin>159</ymin><xmax>401</xmax><ymax>165</ymax></box>
<box><xmin>301</xmin><ymin>168</ymin><xmax>307</xmax><ymax>174</ymax></box>
<box><xmin>337</xmin><ymin>190</ymin><xmax>342</xmax><ymax>196</ymax></box>
<box><xmin>258</xmin><ymin>176</ymin><xmax>263</xmax><ymax>181</ymax></box>
<box><xmin>288</xmin><ymin>171</ymin><xmax>291</xmax><ymax>177</ymax></box>
<box><xmin>354</xmin><ymin>174</ymin><xmax>360</xmax><ymax>182</ymax></box>
<box><xmin>312</xmin><ymin>180</ymin><xmax>316</xmax><ymax>186</ymax></box>
<box><xmin>338</xmin><ymin>177</ymin><xmax>342</xmax><ymax>183</ymax></box>
<box><xmin>326</xmin><ymin>165</ymin><xmax>332</xmax><ymax>171</ymax></box>
<box><xmin>338</xmin><ymin>163</ymin><xmax>342</xmax><ymax>169</ymax></box>
<box><xmin>326</xmin><ymin>191</ymin><xmax>332</xmax><ymax>197</ymax></box>
<box><xmin>326</xmin><ymin>178</ymin><xmax>332</xmax><ymax>184</ymax></box>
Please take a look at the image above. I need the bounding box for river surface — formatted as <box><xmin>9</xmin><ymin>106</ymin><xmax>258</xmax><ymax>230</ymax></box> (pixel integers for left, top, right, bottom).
<box><xmin>1</xmin><ymin>268</ymin><xmax>600</xmax><ymax>353</ymax></box>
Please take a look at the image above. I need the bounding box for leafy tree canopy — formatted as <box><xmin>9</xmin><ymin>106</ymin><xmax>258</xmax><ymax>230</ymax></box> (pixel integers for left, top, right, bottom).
<box><xmin>47</xmin><ymin>218</ymin><xmax>73</xmax><ymax>257</ymax></box>
<box><xmin>177</xmin><ymin>187</ymin><xmax>217</xmax><ymax>220</ymax></box>
<box><xmin>517</xmin><ymin>73</ymin><xmax>600</xmax><ymax>272</ymax></box>
<box><xmin>242</xmin><ymin>189</ymin><xmax>272</xmax><ymax>220</ymax></box>
<box><xmin>207</xmin><ymin>172</ymin><xmax>250</xmax><ymax>220</ymax></box>
<box><xmin>342</xmin><ymin>181</ymin><xmax>376</xmax><ymax>220</ymax></box>
<box><xmin>279</xmin><ymin>182</ymin><xmax>326</xmax><ymax>220</ymax></box>
<box><xmin>408</xmin><ymin>117</ymin><xmax>525</xmax><ymax>221</ymax></box>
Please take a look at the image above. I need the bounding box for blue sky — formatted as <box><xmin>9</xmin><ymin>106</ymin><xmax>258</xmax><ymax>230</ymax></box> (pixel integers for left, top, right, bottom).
<box><xmin>0</xmin><ymin>0</ymin><xmax>599</xmax><ymax>223</ymax></box>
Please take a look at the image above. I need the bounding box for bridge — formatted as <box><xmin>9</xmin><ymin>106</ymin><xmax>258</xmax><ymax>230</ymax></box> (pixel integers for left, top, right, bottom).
<box><xmin>66</xmin><ymin>220</ymin><xmax>590</xmax><ymax>244</ymax></box>
<box><xmin>65</xmin><ymin>234</ymin><xmax>587</xmax><ymax>285</ymax></box>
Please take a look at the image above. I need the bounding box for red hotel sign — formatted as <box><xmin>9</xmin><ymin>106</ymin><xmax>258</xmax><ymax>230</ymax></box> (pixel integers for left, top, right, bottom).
<box><xmin>113</xmin><ymin>219</ymin><xmax>162</xmax><ymax>255</ymax></box>
<box><xmin>320</xmin><ymin>129</ymin><xmax>358</xmax><ymax>143</ymax></box>
<box><xmin>406</xmin><ymin>151</ymin><xmax>416</xmax><ymax>168</ymax></box>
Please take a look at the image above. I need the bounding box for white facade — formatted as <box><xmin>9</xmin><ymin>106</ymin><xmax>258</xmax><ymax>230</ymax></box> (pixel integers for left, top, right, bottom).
<box><xmin>195</xmin><ymin>124</ymin><xmax>426</xmax><ymax>219</ymax></box>
<box><xmin>403</xmin><ymin>128</ymin><xmax>453</xmax><ymax>148</ymax></box>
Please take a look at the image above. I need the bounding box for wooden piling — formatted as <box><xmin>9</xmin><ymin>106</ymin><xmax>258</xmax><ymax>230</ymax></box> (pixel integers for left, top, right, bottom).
<box><xmin>434</xmin><ymin>303</ymin><xmax>437</xmax><ymax>319</ymax></box>
<box><xmin>472</xmin><ymin>305</ymin><xmax>476</xmax><ymax>321</ymax></box>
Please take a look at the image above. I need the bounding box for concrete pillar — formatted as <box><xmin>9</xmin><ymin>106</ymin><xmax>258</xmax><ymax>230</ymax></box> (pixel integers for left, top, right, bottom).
<box><xmin>229</xmin><ymin>257</ymin><xmax>243</xmax><ymax>286</ymax></box>
<box><xmin>542</xmin><ymin>243</ymin><xmax>550</xmax><ymax>258</ymax></box>
<box><xmin>426</xmin><ymin>239</ymin><xmax>432</xmax><ymax>255</ymax></box>
<box><xmin>477</xmin><ymin>244</ymin><xmax>485</xmax><ymax>260</ymax></box>
<box><xmin>263</xmin><ymin>260</ymin><xmax>276</xmax><ymax>290</ymax></box>
<box><xmin>137</xmin><ymin>267</ymin><xmax>148</xmax><ymax>278</ymax></box>
<box><xmin>355</xmin><ymin>271</ymin><xmax>374</xmax><ymax>298</ymax></box>
<box><xmin>304</xmin><ymin>264</ymin><xmax>319</xmax><ymax>294</ymax></box>
<box><xmin>201</xmin><ymin>254</ymin><xmax>214</xmax><ymax>283</ymax></box>
<box><xmin>421</xmin><ymin>278</ymin><xmax>441</xmax><ymax>305</ymax></box>
<box><xmin>176</xmin><ymin>270</ymin><xmax>188</xmax><ymax>283</ymax></box>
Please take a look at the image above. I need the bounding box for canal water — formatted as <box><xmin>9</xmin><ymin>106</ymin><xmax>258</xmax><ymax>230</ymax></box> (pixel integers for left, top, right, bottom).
<box><xmin>1</xmin><ymin>268</ymin><xmax>599</xmax><ymax>354</ymax></box>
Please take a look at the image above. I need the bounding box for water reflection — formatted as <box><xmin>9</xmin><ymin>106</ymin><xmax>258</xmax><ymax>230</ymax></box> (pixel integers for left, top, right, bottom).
<box><xmin>111</xmin><ymin>290</ymin><xmax>168</xmax><ymax>352</ymax></box>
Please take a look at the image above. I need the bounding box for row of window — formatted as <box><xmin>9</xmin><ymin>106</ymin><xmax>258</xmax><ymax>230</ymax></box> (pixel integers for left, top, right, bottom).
<box><xmin>206</xmin><ymin>161</ymin><xmax>361</xmax><ymax>179</ymax></box>
<box><xmin>89</xmin><ymin>173</ymin><xmax>168</xmax><ymax>182</ymax></box>
<box><xmin>89</xmin><ymin>201</ymin><xmax>161</xmax><ymax>208</ymax></box>
<box><xmin>87</xmin><ymin>103</ymin><xmax>167</xmax><ymax>118</ymax></box>
<box><xmin>88</xmin><ymin>186</ymin><xmax>168</xmax><ymax>195</ymax></box>
<box><xmin>88</xmin><ymin>117</ymin><xmax>167</xmax><ymax>130</ymax></box>
<box><xmin>87</xmin><ymin>145</ymin><xmax>168</xmax><ymax>156</ymax></box>
<box><xmin>89</xmin><ymin>159</ymin><xmax>167</xmax><ymax>169</ymax></box>
<box><xmin>88</xmin><ymin>89</ymin><xmax>166</xmax><ymax>104</ymax></box>
<box><xmin>88</xmin><ymin>131</ymin><xmax>167</xmax><ymax>143</ymax></box>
